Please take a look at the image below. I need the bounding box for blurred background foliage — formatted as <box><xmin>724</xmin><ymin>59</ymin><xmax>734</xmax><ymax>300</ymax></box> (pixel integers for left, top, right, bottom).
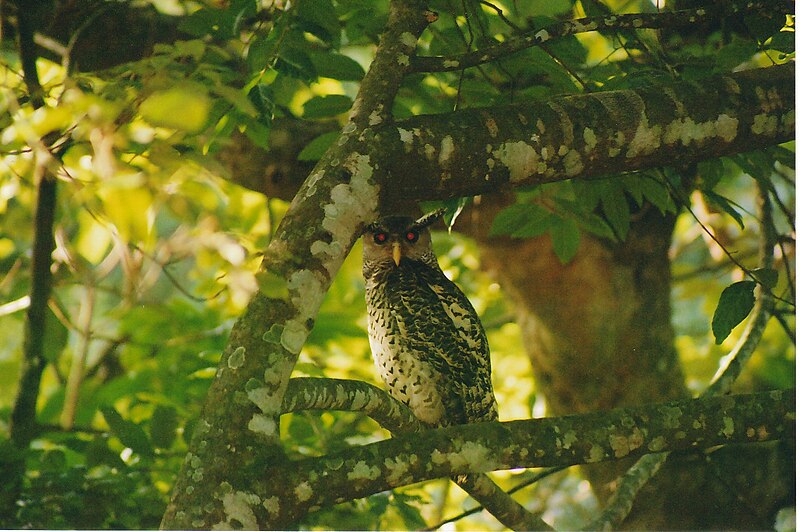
<box><xmin>0</xmin><ymin>0</ymin><xmax>794</xmax><ymax>528</ymax></box>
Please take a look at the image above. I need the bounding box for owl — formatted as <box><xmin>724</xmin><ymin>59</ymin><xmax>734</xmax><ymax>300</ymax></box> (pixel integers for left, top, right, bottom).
<box><xmin>362</xmin><ymin>209</ymin><xmax>498</xmax><ymax>428</ymax></box>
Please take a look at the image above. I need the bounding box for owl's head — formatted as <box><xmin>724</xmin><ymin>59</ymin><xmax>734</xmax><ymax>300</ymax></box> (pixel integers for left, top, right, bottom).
<box><xmin>362</xmin><ymin>209</ymin><xmax>444</xmax><ymax>272</ymax></box>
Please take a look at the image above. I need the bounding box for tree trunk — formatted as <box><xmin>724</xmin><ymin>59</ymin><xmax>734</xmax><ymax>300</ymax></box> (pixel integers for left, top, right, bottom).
<box><xmin>460</xmin><ymin>193</ymin><xmax>792</xmax><ymax>527</ymax></box>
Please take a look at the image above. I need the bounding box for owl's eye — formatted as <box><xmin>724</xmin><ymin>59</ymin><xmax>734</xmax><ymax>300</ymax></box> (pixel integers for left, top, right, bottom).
<box><xmin>405</xmin><ymin>230</ymin><xmax>419</xmax><ymax>243</ymax></box>
<box><xmin>373</xmin><ymin>232</ymin><xmax>388</xmax><ymax>244</ymax></box>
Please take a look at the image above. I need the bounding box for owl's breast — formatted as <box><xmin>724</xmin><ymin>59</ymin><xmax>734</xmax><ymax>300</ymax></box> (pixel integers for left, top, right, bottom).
<box><xmin>365</xmin><ymin>270</ymin><xmax>448</xmax><ymax>426</ymax></box>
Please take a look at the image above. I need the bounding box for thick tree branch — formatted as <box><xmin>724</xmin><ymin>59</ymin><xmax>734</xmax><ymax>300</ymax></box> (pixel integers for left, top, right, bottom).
<box><xmin>375</xmin><ymin>63</ymin><xmax>794</xmax><ymax>204</ymax></box>
<box><xmin>160</xmin><ymin>2</ymin><xmax>435</xmax><ymax>528</ymax></box>
<box><xmin>254</xmin><ymin>389</ymin><xmax>794</xmax><ymax>528</ymax></box>
<box><xmin>411</xmin><ymin>1</ymin><xmax>791</xmax><ymax>73</ymax></box>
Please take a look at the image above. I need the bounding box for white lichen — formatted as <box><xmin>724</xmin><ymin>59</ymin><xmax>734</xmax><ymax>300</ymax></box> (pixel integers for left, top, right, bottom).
<box><xmin>583</xmin><ymin>127</ymin><xmax>598</xmax><ymax>151</ymax></box>
<box><xmin>220</xmin><ymin>490</ymin><xmax>260</xmax><ymax>530</ymax></box>
<box><xmin>439</xmin><ymin>135</ymin><xmax>455</xmax><ymax>165</ymax></box>
<box><xmin>751</xmin><ymin>113</ymin><xmax>778</xmax><ymax>135</ymax></box>
<box><xmin>227</xmin><ymin>346</ymin><xmax>246</xmax><ymax>369</ymax></box>
<box><xmin>287</xmin><ymin>269</ymin><xmax>324</xmax><ymax>320</ymax></box>
<box><xmin>587</xmin><ymin>445</ymin><xmax>606</xmax><ymax>463</ymax></box>
<box><xmin>648</xmin><ymin>436</ymin><xmax>667</xmax><ymax>452</ymax></box>
<box><xmin>397</xmin><ymin>128</ymin><xmax>414</xmax><ymax>149</ymax></box>
<box><xmin>280</xmin><ymin>319</ymin><xmax>308</xmax><ymax>354</ymax></box>
<box><xmin>626</xmin><ymin>118</ymin><xmax>662</xmax><ymax>158</ymax></box>
<box><xmin>492</xmin><ymin>141</ymin><xmax>540</xmax><ymax>182</ymax></box>
<box><xmin>294</xmin><ymin>481</ymin><xmax>313</xmax><ymax>502</ymax></box>
<box><xmin>248</xmin><ymin>413</ymin><xmax>278</xmax><ymax>436</ymax></box>
<box><xmin>247</xmin><ymin>386</ymin><xmax>272</xmax><ymax>412</ymax></box>
<box><xmin>562</xmin><ymin>149</ymin><xmax>584</xmax><ymax>176</ymax></box>
<box><xmin>721</xmin><ymin>416</ymin><xmax>735</xmax><ymax>438</ymax></box>
<box><xmin>347</xmin><ymin>460</ymin><xmax>381</xmax><ymax>481</ymax></box>
<box><xmin>400</xmin><ymin>32</ymin><xmax>418</xmax><ymax>49</ymax></box>
<box><xmin>262</xmin><ymin>496</ymin><xmax>280</xmax><ymax>518</ymax></box>
<box><xmin>443</xmin><ymin>59</ymin><xmax>461</xmax><ymax>69</ymax></box>
<box><xmin>384</xmin><ymin>456</ymin><xmax>410</xmax><ymax>485</ymax></box>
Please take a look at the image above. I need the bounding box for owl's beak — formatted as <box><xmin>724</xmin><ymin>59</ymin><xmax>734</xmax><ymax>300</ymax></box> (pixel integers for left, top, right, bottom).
<box><xmin>392</xmin><ymin>242</ymin><xmax>402</xmax><ymax>266</ymax></box>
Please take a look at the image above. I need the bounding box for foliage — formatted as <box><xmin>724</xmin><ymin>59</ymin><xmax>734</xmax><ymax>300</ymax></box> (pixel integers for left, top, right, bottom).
<box><xmin>0</xmin><ymin>0</ymin><xmax>794</xmax><ymax>528</ymax></box>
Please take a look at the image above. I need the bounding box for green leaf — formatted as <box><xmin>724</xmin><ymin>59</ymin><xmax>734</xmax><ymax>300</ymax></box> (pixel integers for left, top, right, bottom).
<box><xmin>489</xmin><ymin>203</ymin><xmax>549</xmax><ymax>238</ymax></box>
<box><xmin>698</xmin><ymin>158</ymin><xmax>725</xmax><ymax>190</ymax></box>
<box><xmin>711</xmin><ymin>281</ymin><xmax>756</xmax><ymax>344</ymax></box>
<box><xmin>600</xmin><ymin>183</ymin><xmax>630</xmax><ymax>240</ymax></box>
<box><xmin>714</xmin><ymin>39</ymin><xmax>758</xmax><ymax>72</ymax></box>
<box><xmin>140</xmin><ymin>85</ymin><xmax>211</xmax><ymax>133</ymax></box>
<box><xmin>751</xmin><ymin>268</ymin><xmax>778</xmax><ymax>290</ymax></box>
<box><xmin>702</xmin><ymin>190</ymin><xmax>745</xmax><ymax>230</ymax></box>
<box><xmin>298</xmin><ymin>131</ymin><xmax>340</xmax><ymax>161</ymax></box>
<box><xmin>575</xmin><ymin>211</ymin><xmax>616</xmax><ymax>241</ymax></box>
<box><xmin>302</xmin><ymin>94</ymin><xmax>353</xmax><ymax>118</ymax></box>
<box><xmin>767</xmin><ymin>31</ymin><xmax>795</xmax><ymax>54</ymax></box>
<box><xmin>442</xmin><ymin>197</ymin><xmax>469</xmax><ymax>232</ymax></box>
<box><xmin>247</xmin><ymin>15</ymin><xmax>289</xmax><ymax>71</ymax></box>
<box><xmin>101</xmin><ymin>407</ymin><xmax>155</xmax><ymax>457</ymax></box>
<box><xmin>150</xmin><ymin>405</ymin><xmax>178</xmax><ymax>449</ymax></box>
<box><xmin>296</xmin><ymin>0</ymin><xmax>340</xmax><ymax>46</ymax></box>
<box><xmin>639</xmin><ymin>175</ymin><xmax>674</xmax><ymax>215</ymax></box>
<box><xmin>275</xmin><ymin>46</ymin><xmax>317</xmax><ymax>82</ymax></box>
<box><xmin>548</xmin><ymin>217</ymin><xmax>581</xmax><ymax>264</ymax></box>
<box><xmin>308</xmin><ymin>51</ymin><xmax>365</xmax><ymax>81</ymax></box>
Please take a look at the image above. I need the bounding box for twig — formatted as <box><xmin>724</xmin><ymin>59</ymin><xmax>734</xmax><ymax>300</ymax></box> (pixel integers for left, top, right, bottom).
<box><xmin>410</xmin><ymin>1</ymin><xmax>789</xmax><ymax>73</ymax></box>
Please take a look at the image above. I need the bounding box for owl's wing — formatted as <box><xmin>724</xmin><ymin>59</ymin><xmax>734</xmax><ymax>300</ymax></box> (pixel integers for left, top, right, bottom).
<box><xmin>424</xmin><ymin>268</ymin><xmax>498</xmax><ymax>423</ymax></box>
<box><xmin>400</xmin><ymin>265</ymin><xmax>498</xmax><ymax>424</ymax></box>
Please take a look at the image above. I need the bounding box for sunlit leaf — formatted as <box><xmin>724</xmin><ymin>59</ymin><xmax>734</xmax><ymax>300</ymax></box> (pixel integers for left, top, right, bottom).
<box><xmin>140</xmin><ymin>85</ymin><xmax>211</xmax><ymax>133</ymax></box>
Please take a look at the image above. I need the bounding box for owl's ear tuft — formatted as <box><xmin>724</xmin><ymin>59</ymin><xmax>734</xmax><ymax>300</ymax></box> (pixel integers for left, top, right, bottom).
<box><xmin>412</xmin><ymin>208</ymin><xmax>446</xmax><ymax>231</ymax></box>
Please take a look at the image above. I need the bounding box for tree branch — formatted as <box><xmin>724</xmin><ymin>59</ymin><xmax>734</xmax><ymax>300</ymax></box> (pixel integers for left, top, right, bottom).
<box><xmin>410</xmin><ymin>1</ymin><xmax>791</xmax><ymax>73</ymax></box>
<box><xmin>8</xmin><ymin>0</ymin><xmax>57</xmax><ymax>451</ymax></box>
<box><xmin>281</xmin><ymin>377</ymin><xmax>550</xmax><ymax>530</ymax></box>
<box><xmin>375</xmin><ymin>63</ymin><xmax>794</xmax><ymax>204</ymax></box>
<box><xmin>254</xmin><ymin>389</ymin><xmax>794</xmax><ymax>528</ymax></box>
<box><xmin>282</xmin><ymin>377</ymin><xmax>422</xmax><ymax>435</ymax></box>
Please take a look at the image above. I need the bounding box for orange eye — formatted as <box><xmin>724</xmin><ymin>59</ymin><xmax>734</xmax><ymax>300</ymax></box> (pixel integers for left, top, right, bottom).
<box><xmin>405</xmin><ymin>231</ymin><xmax>418</xmax><ymax>242</ymax></box>
<box><xmin>374</xmin><ymin>232</ymin><xmax>388</xmax><ymax>244</ymax></box>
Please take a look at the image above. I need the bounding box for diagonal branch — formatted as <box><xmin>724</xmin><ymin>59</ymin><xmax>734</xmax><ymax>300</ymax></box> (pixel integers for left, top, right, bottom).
<box><xmin>411</xmin><ymin>1</ymin><xmax>791</xmax><ymax>73</ymax></box>
<box><xmin>160</xmin><ymin>2</ymin><xmax>437</xmax><ymax>528</ymax></box>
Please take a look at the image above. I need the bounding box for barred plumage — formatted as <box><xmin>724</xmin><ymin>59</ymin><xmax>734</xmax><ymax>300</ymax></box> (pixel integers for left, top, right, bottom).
<box><xmin>362</xmin><ymin>210</ymin><xmax>497</xmax><ymax>427</ymax></box>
